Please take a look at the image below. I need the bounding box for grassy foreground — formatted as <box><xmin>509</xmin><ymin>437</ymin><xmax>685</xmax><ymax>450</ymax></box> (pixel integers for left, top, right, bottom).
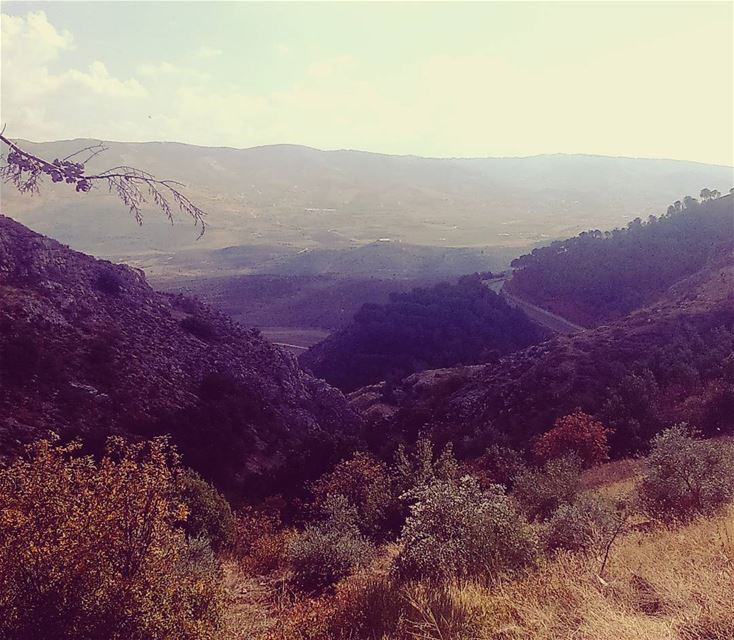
<box><xmin>224</xmin><ymin>453</ymin><xmax>734</xmax><ymax>640</ymax></box>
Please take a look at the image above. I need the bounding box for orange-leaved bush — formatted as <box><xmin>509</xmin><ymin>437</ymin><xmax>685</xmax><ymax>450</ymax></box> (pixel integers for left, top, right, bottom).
<box><xmin>0</xmin><ymin>437</ymin><xmax>225</xmax><ymax>640</ymax></box>
<box><xmin>233</xmin><ymin>503</ymin><xmax>294</xmax><ymax>575</ymax></box>
<box><xmin>533</xmin><ymin>409</ymin><xmax>611</xmax><ymax>468</ymax></box>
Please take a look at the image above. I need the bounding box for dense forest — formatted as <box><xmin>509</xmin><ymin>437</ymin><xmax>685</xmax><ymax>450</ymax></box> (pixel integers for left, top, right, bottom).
<box><xmin>509</xmin><ymin>193</ymin><xmax>734</xmax><ymax>326</ymax></box>
<box><xmin>300</xmin><ymin>274</ymin><xmax>546</xmax><ymax>392</ymax></box>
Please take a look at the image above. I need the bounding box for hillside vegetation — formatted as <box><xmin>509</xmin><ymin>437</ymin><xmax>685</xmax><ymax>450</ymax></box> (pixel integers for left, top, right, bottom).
<box><xmin>349</xmin><ymin>230</ymin><xmax>733</xmax><ymax>471</ymax></box>
<box><xmin>222</xmin><ymin>432</ymin><xmax>734</xmax><ymax>640</ymax></box>
<box><xmin>1</xmin><ymin>193</ymin><xmax>733</xmax><ymax>640</ymax></box>
<box><xmin>510</xmin><ymin>194</ymin><xmax>734</xmax><ymax>326</ymax></box>
<box><xmin>301</xmin><ymin>274</ymin><xmax>546</xmax><ymax>391</ymax></box>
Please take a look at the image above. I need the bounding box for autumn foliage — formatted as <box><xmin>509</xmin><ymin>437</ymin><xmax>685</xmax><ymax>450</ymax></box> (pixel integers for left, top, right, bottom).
<box><xmin>533</xmin><ymin>410</ymin><xmax>611</xmax><ymax>468</ymax></box>
<box><xmin>310</xmin><ymin>451</ymin><xmax>392</xmax><ymax>538</ymax></box>
<box><xmin>233</xmin><ymin>504</ymin><xmax>294</xmax><ymax>575</ymax></box>
<box><xmin>0</xmin><ymin>437</ymin><xmax>225</xmax><ymax>640</ymax></box>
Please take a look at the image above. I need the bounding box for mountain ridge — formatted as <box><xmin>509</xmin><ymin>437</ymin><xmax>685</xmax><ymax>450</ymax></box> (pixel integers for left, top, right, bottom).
<box><xmin>3</xmin><ymin>138</ymin><xmax>731</xmax><ymax>267</ymax></box>
<box><xmin>11</xmin><ymin>138</ymin><xmax>734</xmax><ymax>167</ymax></box>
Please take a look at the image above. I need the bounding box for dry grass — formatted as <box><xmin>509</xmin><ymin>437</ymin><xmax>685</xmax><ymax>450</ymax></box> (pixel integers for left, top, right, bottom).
<box><xmin>452</xmin><ymin>506</ymin><xmax>734</xmax><ymax>640</ymax></box>
<box><xmin>226</xmin><ymin>453</ymin><xmax>734</xmax><ymax>640</ymax></box>
<box><xmin>580</xmin><ymin>457</ymin><xmax>644</xmax><ymax>493</ymax></box>
<box><xmin>227</xmin><ymin>509</ymin><xmax>733</xmax><ymax>640</ymax></box>
<box><xmin>221</xmin><ymin>562</ymin><xmax>278</xmax><ymax>639</ymax></box>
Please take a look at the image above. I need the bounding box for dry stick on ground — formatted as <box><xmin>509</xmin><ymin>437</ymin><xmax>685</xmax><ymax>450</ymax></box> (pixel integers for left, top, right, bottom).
<box><xmin>0</xmin><ymin>128</ymin><xmax>206</xmax><ymax>236</ymax></box>
<box><xmin>598</xmin><ymin>512</ymin><xmax>627</xmax><ymax>581</ymax></box>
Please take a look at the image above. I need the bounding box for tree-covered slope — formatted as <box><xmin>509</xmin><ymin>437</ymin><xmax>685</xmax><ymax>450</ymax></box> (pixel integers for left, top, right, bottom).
<box><xmin>359</xmin><ymin>247</ymin><xmax>734</xmax><ymax>459</ymax></box>
<box><xmin>301</xmin><ymin>275</ymin><xmax>546</xmax><ymax>392</ymax></box>
<box><xmin>509</xmin><ymin>194</ymin><xmax>734</xmax><ymax>326</ymax></box>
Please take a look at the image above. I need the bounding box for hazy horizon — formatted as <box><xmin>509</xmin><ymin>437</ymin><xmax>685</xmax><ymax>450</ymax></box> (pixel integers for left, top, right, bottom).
<box><xmin>2</xmin><ymin>2</ymin><xmax>732</xmax><ymax>166</ymax></box>
<box><xmin>11</xmin><ymin>137</ymin><xmax>734</xmax><ymax>169</ymax></box>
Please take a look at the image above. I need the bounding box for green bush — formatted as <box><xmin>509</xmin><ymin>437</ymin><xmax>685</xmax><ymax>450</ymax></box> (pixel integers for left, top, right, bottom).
<box><xmin>394</xmin><ymin>476</ymin><xmax>537</xmax><ymax>583</ymax></box>
<box><xmin>287</xmin><ymin>496</ymin><xmax>374</xmax><ymax>593</ymax></box>
<box><xmin>638</xmin><ymin>424</ymin><xmax>734</xmax><ymax>522</ymax></box>
<box><xmin>393</xmin><ymin>437</ymin><xmax>459</xmax><ymax>498</ymax></box>
<box><xmin>542</xmin><ymin>494</ymin><xmax>622</xmax><ymax>553</ymax></box>
<box><xmin>512</xmin><ymin>455</ymin><xmax>582</xmax><ymax>522</ymax></box>
<box><xmin>177</xmin><ymin>469</ymin><xmax>236</xmax><ymax>552</ymax></box>
<box><xmin>95</xmin><ymin>269</ymin><xmax>123</xmax><ymax>296</ymax></box>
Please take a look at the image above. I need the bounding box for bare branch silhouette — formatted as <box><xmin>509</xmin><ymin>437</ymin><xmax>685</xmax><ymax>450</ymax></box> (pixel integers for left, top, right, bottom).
<box><xmin>0</xmin><ymin>130</ymin><xmax>205</xmax><ymax>236</ymax></box>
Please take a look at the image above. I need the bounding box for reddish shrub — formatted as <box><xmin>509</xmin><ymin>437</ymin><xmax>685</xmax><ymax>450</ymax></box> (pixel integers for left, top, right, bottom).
<box><xmin>233</xmin><ymin>505</ymin><xmax>293</xmax><ymax>575</ymax></box>
<box><xmin>533</xmin><ymin>410</ymin><xmax>611</xmax><ymax>468</ymax></box>
<box><xmin>310</xmin><ymin>452</ymin><xmax>393</xmax><ymax>538</ymax></box>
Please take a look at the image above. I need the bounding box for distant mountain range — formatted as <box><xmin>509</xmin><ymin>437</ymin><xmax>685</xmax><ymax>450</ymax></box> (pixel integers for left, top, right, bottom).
<box><xmin>2</xmin><ymin>139</ymin><xmax>732</xmax><ymax>275</ymax></box>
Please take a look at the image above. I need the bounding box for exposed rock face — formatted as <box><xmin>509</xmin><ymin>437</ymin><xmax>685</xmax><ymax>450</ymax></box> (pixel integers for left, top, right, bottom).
<box><xmin>0</xmin><ymin>215</ymin><xmax>360</xmax><ymax>497</ymax></box>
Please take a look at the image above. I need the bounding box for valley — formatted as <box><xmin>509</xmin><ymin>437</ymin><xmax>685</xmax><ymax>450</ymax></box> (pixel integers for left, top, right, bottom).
<box><xmin>1</xmin><ymin>167</ymin><xmax>732</xmax><ymax>640</ymax></box>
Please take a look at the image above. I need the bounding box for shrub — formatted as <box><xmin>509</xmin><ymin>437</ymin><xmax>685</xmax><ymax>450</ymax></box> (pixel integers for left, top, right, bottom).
<box><xmin>513</xmin><ymin>455</ymin><xmax>582</xmax><ymax>521</ymax></box>
<box><xmin>177</xmin><ymin>468</ymin><xmax>236</xmax><ymax>552</ymax></box>
<box><xmin>638</xmin><ymin>424</ymin><xmax>734</xmax><ymax>522</ymax></box>
<box><xmin>310</xmin><ymin>451</ymin><xmax>393</xmax><ymax>539</ymax></box>
<box><xmin>233</xmin><ymin>504</ymin><xmax>293</xmax><ymax>575</ymax></box>
<box><xmin>467</xmin><ymin>444</ymin><xmax>526</xmax><ymax>489</ymax></box>
<box><xmin>533</xmin><ymin>410</ymin><xmax>611</xmax><ymax>468</ymax></box>
<box><xmin>95</xmin><ymin>269</ymin><xmax>123</xmax><ymax>296</ymax></box>
<box><xmin>542</xmin><ymin>494</ymin><xmax>622</xmax><ymax>553</ymax></box>
<box><xmin>393</xmin><ymin>437</ymin><xmax>459</xmax><ymax>498</ymax></box>
<box><xmin>394</xmin><ymin>476</ymin><xmax>537</xmax><ymax>583</ymax></box>
<box><xmin>0</xmin><ymin>437</ymin><xmax>225</xmax><ymax>640</ymax></box>
<box><xmin>287</xmin><ymin>496</ymin><xmax>374</xmax><ymax>593</ymax></box>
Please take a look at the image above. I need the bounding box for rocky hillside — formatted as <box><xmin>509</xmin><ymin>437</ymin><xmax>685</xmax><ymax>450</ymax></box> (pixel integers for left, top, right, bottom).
<box><xmin>0</xmin><ymin>216</ymin><xmax>360</xmax><ymax>499</ymax></box>
<box><xmin>357</xmin><ymin>247</ymin><xmax>734</xmax><ymax>459</ymax></box>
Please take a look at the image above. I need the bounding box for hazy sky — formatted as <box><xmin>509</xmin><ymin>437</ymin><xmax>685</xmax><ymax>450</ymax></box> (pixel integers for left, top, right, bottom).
<box><xmin>1</xmin><ymin>1</ymin><xmax>732</xmax><ymax>164</ymax></box>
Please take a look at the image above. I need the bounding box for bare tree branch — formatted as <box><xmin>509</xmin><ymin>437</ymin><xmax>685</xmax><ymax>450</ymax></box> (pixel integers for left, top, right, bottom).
<box><xmin>0</xmin><ymin>130</ymin><xmax>206</xmax><ymax>236</ymax></box>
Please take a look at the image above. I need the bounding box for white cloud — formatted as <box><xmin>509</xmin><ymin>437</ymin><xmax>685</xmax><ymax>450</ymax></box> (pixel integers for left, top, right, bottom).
<box><xmin>1</xmin><ymin>10</ymin><xmax>73</xmax><ymax>61</ymax></box>
<box><xmin>64</xmin><ymin>62</ymin><xmax>147</xmax><ymax>97</ymax></box>
<box><xmin>1</xmin><ymin>11</ymin><xmax>148</xmax><ymax>138</ymax></box>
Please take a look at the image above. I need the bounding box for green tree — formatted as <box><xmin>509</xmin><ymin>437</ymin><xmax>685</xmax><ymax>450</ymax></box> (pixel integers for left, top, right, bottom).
<box><xmin>394</xmin><ymin>476</ymin><xmax>537</xmax><ymax>582</ymax></box>
<box><xmin>638</xmin><ymin>424</ymin><xmax>734</xmax><ymax>522</ymax></box>
<box><xmin>177</xmin><ymin>468</ymin><xmax>236</xmax><ymax>552</ymax></box>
